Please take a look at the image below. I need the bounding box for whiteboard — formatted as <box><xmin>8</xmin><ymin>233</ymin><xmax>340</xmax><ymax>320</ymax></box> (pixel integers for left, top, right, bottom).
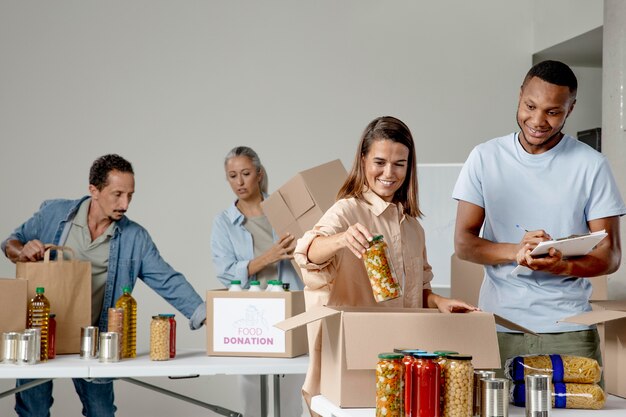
<box><xmin>417</xmin><ymin>163</ymin><xmax>463</xmax><ymax>290</ymax></box>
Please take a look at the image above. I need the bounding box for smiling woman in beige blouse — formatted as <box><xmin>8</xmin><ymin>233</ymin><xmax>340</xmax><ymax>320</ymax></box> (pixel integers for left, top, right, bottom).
<box><xmin>294</xmin><ymin>116</ymin><xmax>478</xmax><ymax>415</ymax></box>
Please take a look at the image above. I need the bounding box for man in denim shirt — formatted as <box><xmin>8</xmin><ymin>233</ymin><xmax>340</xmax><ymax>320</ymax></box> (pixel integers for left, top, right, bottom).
<box><xmin>2</xmin><ymin>154</ymin><xmax>206</xmax><ymax>417</ymax></box>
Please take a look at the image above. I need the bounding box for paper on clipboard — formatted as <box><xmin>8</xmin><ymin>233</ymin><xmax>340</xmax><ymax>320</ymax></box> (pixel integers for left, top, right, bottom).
<box><xmin>511</xmin><ymin>230</ymin><xmax>607</xmax><ymax>276</ymax></box>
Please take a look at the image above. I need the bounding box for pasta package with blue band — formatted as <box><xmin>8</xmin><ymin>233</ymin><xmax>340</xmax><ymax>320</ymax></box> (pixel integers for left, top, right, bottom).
<box><xmin>505</xmin><ymin>354</ymin><xmax>601</xmax><ymax>384</ymax></box>
<box><xmin>511</xmin><ymin>382</ymin><xmax>605</xmax><ymax>409</ymax></box>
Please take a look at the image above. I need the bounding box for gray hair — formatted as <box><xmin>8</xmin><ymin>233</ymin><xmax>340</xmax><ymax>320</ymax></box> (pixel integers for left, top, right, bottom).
<box><xmin>224</xmin><ymin>146</ymin><xmax>268</xmax><ymax>194</ymax></box>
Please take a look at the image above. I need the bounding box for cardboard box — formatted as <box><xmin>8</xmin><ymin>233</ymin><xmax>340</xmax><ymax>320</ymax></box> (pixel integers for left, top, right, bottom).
<box><xmin>0</xmin><ymin>278</ymin><xmax>27</xmax><ymax>334</ymax></box>
<box><xmin>276</xmin><ymin>305</ymin><xmax>530</xmax><ymax>408</ymax></box>
<box><xmin>450</xmin><ymin>253</ymin><xmax>608</xmax><ymax>305</ymax></box>
<box><xmin>561</xmin><ymin>300</ymin><xmax>626</xmax><ymax>399</ymax></box>
<box><xmin>206</xmin><ymin>289</ymin><xmax>308</xmax><ymax>358</ymax></box>
<box><xmin>261</xmin><ymin>159</ymin><xmax>347</xmax><ymax>276</ymax></box>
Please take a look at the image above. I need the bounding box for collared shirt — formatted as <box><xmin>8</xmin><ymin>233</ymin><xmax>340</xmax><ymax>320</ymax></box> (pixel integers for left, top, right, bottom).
<box><xmin>294</xmin><ymin>188</ymin><xmax>433</xmax><ymax>309</ymax></box>
<box><xmin>64</xmin><ymin>198</ymin><xmax>115</xmax><ymax>325</ymax></box>
<box><xmin>2</xmin><ymin>196</ymin><xmax>206</xmax><ymax>330</ymax></box>
<box><xmin>210</xmin><ymin>197</ymin><xmax>303</xmax><ymax>290</ymax></box>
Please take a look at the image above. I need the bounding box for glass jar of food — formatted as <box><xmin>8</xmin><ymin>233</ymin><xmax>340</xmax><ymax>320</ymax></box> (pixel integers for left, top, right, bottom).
<box><xmin>412</xmin><ymin>353</ymin><xmax>441</xmax><ymax>417</ymax></box>
<box><xmin>149</xmin><ymin>315</ymin><xmax>170</xmax><ymax>361</ymax></box>
<box><xmin>159</xmin><ymin>314</ymin><xmax>176</xmax><ymax>359</ymax></box>
<box><xmin>376</xmin><ymin>352</ymin><xmax>405</xmax><ymax>417</ymax></box>
<box><xmin>442</xmin><ymin>354</ymin><xmax>473</xmax><ymax>417</ymax></box>
<box><xmin>363</xmin><ymin>235</ymin><xmax>402</xmax><ymax>302</ymax></box>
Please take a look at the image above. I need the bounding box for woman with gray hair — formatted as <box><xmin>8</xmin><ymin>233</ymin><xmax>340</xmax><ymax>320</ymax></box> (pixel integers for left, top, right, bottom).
<box><xmin>210</xmin><ymin>146</ymin><xmax>305</xmax><ymax>416</ymax></box>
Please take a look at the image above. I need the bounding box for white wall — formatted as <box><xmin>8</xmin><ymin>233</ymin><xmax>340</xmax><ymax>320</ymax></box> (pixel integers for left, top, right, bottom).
<box><xmin>532</xmin><ymin>0</ymin><xmax>603</xmax><ymax>53</ymax></box>
<box><xmin>0</xmin><ymin>1</ymin><xmax>540</xmax><ymax>415</ymax></box>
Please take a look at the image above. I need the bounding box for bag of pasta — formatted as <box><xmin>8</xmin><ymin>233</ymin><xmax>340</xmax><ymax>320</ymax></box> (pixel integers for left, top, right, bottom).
<box><xmin>505</xmin><ymin>354</ymin><xmax>601</xmax><ymax>383</ymax></box>
<box><xmin>511</xmin><ymin>382</ymin><xmax>605</xmax><ymax>409</ymax></box>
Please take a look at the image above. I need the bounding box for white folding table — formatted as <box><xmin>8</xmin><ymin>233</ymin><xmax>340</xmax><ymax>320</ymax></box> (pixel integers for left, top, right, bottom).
<box><xmin>0</xmin><ymin>349</ymin><xmax>309</xmax><ymax>417</ymax></box>
<box><xmin>311</xmin><ymin>394</ymin><xmax>626</xmax><ymax>416</ymax></box>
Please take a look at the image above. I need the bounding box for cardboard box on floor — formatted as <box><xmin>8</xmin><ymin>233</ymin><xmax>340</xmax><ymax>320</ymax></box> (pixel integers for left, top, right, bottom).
<box><xmin>206</xmin><ymin>289</ymin><xmax>307</xmax><ymax>358</ymax></box>
<box><xmin>0</xmin><ymin>278</ymin><xmax>27</xmax><ymax>334</ymax></box>
<box><xmin>261</xmin><ymin>159</ymin><xmax>347</xmax><ymax>277</ymax></box>
<box><xmin>276</xmin><ymin>305</ymin><xmax>531</xmax><ymax>408</ymax></box>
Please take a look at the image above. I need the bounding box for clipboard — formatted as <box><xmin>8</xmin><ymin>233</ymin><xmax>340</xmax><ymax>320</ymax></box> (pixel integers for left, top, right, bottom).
<box><xmin>511</xmin><ymin>230</ymin><xmax>607</xmax><ymax>276</ymax></box>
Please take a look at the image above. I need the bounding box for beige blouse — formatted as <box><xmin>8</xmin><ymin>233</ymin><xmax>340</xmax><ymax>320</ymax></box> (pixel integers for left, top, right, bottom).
<box><xmin>295</xmin><ymin>189</ymin><xmax>434</xmax><ymax>406</ymax></box>
<box><xmin>294</xmin><ymin>188</ymin><xmax>433</xmax><ymax>310</ymax></box>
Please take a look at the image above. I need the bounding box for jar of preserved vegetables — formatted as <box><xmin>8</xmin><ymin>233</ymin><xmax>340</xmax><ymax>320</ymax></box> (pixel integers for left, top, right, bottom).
<box><xmin>412</xmin><ymin>353</ymin><xmax>441</xmax><ymax>417</ymax></box>
<box><xmin>149</xmin><ymin>315</ymin><xmax>170</xmax><ymax>361</ymax></box>
<box><xmin>364</xmin><ymin>235</ymin><xmax>402</xmax><ymax>302</ymax></box>
<box><xmin>442</xmin><ymin>354</ymin><xmax>473</xmax><ymax>417</ymax></box>
<box><xmin>395</xmin><ymin>349</ymin><xmax>422</xmax><ymax>417</ymax></box>
<box><xmin>377</xmin><ymin>352</ymin><xmax>405</xmax><ymax>417</ymax></box>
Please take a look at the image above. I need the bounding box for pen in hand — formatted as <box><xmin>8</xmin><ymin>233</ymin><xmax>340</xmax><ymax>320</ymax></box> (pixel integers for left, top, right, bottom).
<box><xmin>516</xmin><ymin>224</ymin><xmax>529</xmax><ymax>232</ymax></box>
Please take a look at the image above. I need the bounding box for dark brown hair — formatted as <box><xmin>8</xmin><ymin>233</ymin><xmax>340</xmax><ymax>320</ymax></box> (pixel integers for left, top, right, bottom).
<box><xmin>89</xmin><ymin>154</ymin><xmax>134</xmax><ymax>191</ymax></box>
<box><xmin>337</xmin><ymin>116</ymin><xmax>422</xmax><ymax>218</ymax></box>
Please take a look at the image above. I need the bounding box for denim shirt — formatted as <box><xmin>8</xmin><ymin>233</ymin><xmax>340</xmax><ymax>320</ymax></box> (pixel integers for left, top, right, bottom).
<box><xmin>2</xmin><ymin>197</ymin><xmax>206</xmax><ymax>330</ymax></box>
<box><xmin>210</xmin><ymin>199</ymin><xmax>303</xmax><ymax>290</ymax></box>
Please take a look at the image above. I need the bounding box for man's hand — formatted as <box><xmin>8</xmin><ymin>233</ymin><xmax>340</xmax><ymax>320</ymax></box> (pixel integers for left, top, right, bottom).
<box><xmin>5</xmin><ymin>239</ymin><xmax>45</xmax><ymax>263</ymax></box>
<box><xmin>516</xmin><ymin>245</ymin><xmax>567</xmax><ymax>275</ymax></box>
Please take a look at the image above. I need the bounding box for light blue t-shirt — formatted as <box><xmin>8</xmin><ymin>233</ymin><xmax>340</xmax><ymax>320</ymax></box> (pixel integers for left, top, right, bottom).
<box><xmin>453</xmin><ymin>133</ymin><xmax>626</xmax><ymax>333</ymax></box>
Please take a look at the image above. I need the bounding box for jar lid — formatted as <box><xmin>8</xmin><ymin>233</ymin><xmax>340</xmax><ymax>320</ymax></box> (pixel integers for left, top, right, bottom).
<box><xmin>378</xmin><ymin>352</ymin><xmax>404</xmax><ymax>360</ymax></box>
<box><xmin>414</xmin><ymin>352</ymin><xmax>438</xmax><ymax>359</ymax></box>
<box><xmin>445</xmin><ymin>353</ymin><xmax>473</xmax><ymax>360</ymax></box>
<box><xmin>231</xmin><ymin>280</ymin><xmax>241</xmax><ymax>285</ymax></box>
<box><xmin>434</xmin><ymin>350</ymin><xmax>459</xmax><ymax>356</ymax></box>
<box><xmin>158</xmin><ymin>314</ymin><xmax>175</xmax><ymax>318</ymax></box>
<box><xmin>250</xmin><ymin>280</ymin><xmax>261</xmax><ymax>285</ymax></box>
<box><xmin>394</xmin><ymin>348</ymin><xmax>425</xmax><ymax>354</ymax></box>
<box><xmin>371</xmin><ymin>235</ymin><xmax>384</xmax><ymax>242</ymax></box>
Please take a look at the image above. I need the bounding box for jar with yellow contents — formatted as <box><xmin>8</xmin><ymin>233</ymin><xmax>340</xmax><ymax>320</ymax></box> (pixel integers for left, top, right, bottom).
<box><xmin>149</xmin><ymin>315</ymin><xmax>170</xmax><ymax>361</ymax></box>
<box><xmin>442</xmin><ymin>354</ymin><xmax>473</xmax><ymax>417</ymax></box>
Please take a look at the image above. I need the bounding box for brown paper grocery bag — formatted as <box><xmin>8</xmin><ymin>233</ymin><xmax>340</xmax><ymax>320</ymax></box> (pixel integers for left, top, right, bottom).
<box><xmin>16</xmin><ymin>246</ymin><xmax>92</xmax><ymax>354</ymax></box>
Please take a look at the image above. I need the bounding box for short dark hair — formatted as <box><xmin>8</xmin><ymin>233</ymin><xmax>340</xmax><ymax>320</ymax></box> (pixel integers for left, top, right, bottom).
<box><xmin>89</xmin><ymin>154</ymin><xmax>134</xmax><ymax>190</ymax></box>
<box><xmin>523</xmin><ymin>60</ymin><xmax>578</xmax><ymax>96</ymax></box>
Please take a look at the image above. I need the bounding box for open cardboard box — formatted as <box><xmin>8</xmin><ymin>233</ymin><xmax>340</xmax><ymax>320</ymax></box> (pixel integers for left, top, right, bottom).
<box><xmin>206</xmin><ymin>289</ymin><xmax>308</xmax><ymax>358</ymax></box>
<box><xmin>261</xmin><ymin>159</ymin><xmax>347</xmax><ymax>277</ymax></box>
<box><xmin>560</xmin><ymin>300</ymin><xmax>626</xmax><ymax>398</ymax></box>
<box><xmin>276</xmin><ymin>305</ymin><xmax>532</xmax><ymax>408</ymax></box>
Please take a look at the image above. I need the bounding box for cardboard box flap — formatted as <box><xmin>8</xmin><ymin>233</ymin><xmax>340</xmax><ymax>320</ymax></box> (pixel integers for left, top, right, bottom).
<box><xmin>494</xmin><ymin>314</ymin><xmax>538</xmax><ymax>335</ymax></box>
<box><xmin>275</xmin><ymin>305</ymin><xmax>341</xmax><ymax>331</ymax></box>
<box><xmin>262</xmin><ymin>192</ymin><xmax>297</xmax><ymax>232</ymax></box>
<box><xmin>280</xmin><ymin>176</ymin><xmax>316</xmax><ymax>219</ymax></box>
<box><xmin>591</xmin><ymin>300</ymin><xmax>626</xmax><ymax>311</ymax></box>
<box><xmin>559</xmin><ymin>309</ymin><xmax>626</xmax><ymax>326</ymax></box>
<box><xmin>343</xmin><ymin>311</ymin><xmax>501</xmax><ymax>370</ymax></box>
<box><xmin>299</xmin><ymin>159</ymin><xmax>347</xmax><ymax>210</ymax></box>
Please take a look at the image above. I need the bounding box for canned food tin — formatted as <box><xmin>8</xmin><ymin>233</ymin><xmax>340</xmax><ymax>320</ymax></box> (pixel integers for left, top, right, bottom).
<box><xmin>525</xmin><ymin>374</ymin><xmax>551</xmax><ymax>417</ymax></box>
<box><xmin>2</xmin><ymin>332</ymin><xmax>20</xmax><ymax>363</ymax></box>
<box><xmin>481</xmin><ymin>378</ymin><xmax>509</xmax><ymax>417</ymax></box>
<box><xmin>23</xmin><ymin>328</ymin><xmax>41</xmax><ymax>363</ymax></box>
<box><xmin>99</xmin><ymin>332</ymin><xmax>120</xmax><ymax>363</ymax></box>
<box><xmin>17</xmin><ymin>332</ymin><xmax>37</xmax><ymax>365</ymax></box>
<box><xmin>80</xmin><ymin>326</ymin><xmax>99</xmax><ymax>359</ymax></box>
<box><xmin>473</xmin><ymin>370</ymin><xmax>496</xmax><ymax>416</ymax></box>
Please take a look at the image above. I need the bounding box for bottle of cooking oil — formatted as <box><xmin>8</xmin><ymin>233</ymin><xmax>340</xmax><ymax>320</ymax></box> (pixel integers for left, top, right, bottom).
<box><xmin>27</xmin><ymin>287</ymin><xmax>50</xmax><ymax>361</ymax></box>
<box><xmin>115</xmin><ymin>286</ymin><xmax>137</xmax><ymax>358</ymax></box>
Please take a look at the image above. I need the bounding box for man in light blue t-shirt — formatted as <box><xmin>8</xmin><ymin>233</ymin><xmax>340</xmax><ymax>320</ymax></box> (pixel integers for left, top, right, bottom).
<box><xmin>453</xmin><ymin>60</ymin><xmax>626</xmax><ymax>374</ymax></box>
